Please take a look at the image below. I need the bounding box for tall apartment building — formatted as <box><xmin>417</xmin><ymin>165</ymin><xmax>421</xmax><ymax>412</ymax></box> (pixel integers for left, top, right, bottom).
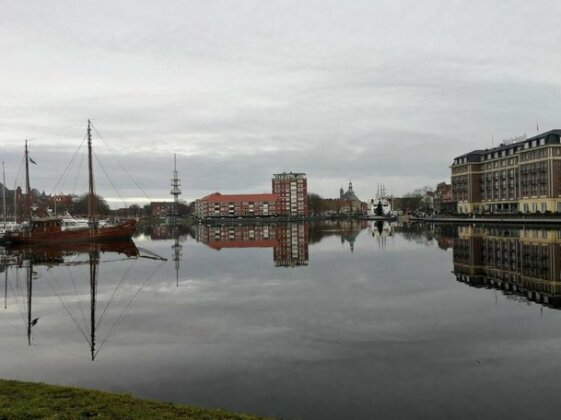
<box><xmin>451</xmin><ymin>130</ymin><xmax>561</xmax><ymax>214</ymax></box>
<box><xmin>272</xmin><ymin>172</ymin><xmax>307</xmax><ymax>217</ymax></box>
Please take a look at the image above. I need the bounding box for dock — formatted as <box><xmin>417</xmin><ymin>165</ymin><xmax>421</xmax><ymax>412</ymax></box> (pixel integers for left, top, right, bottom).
<box><xmin>413</xmin><ymin>216</ymin><xmax>561</xmax><ymax>225</ymax></box>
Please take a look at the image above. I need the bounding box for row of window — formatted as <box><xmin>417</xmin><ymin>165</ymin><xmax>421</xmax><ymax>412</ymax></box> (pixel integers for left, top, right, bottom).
<box><xmin>453</xmin><ymin>137</ymin><xmax>553</xmax><ymax>165</ymax></box>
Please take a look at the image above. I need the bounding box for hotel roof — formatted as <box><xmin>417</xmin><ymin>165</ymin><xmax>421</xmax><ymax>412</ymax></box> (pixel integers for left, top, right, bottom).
<box><xmin>453</xmin><ymin>129</ymin><xmax>561</xmax><ymax>163</ymax></box>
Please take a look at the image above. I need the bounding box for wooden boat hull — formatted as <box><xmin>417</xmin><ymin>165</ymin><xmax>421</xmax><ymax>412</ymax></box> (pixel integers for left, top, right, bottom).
<box><xmin>6</xmin><ymin>239</ymin><xmax>139</xmax><ymax>263</ymax></box>
<box><xmin>4</xmin><ymin>220</ymin><xmax>137</xmax><ymax>244</ymax></box>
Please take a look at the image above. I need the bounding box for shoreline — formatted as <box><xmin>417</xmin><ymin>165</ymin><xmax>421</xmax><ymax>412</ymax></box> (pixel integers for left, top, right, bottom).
<box><xmin>0</xmin><ymin>379</ymin><xmax>271</xmax><ymax>419</ymax></box>
<box><xmin>412</xmin><ymin>216</ymin><xmax>561</xmax><ymax>225</ymax></box>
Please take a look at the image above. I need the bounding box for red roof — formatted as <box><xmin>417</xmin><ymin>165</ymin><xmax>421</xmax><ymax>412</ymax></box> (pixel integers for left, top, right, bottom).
<box><xmin>202</xmin><ymin>193</ymin><xmax>279</xmax><ymax>203</ymax></box>
<box><xmin>199</xmin><ymin>192</ymin><xmax>221</xmax><ymax>201</ymax></box>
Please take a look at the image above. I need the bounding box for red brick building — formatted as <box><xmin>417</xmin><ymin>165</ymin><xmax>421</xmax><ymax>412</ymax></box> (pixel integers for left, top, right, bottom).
<box><xmin>150</xmin><ymin>201</ymin><xmax>176</xmax><ymax>217</ymax></box>
<box><xmin>272</xmin><ymin>172</ymin><xmax>307</xmax><ymax>217</ymax></box>
<box><xmin>433</xmin><ymin>182</ymin><xmax>455</xmax><ymax>214</ymax></box>
<box><xmin>195</xmin><ymin>193</ymin><xmax>279</xmax><ymax>218</ymax></box>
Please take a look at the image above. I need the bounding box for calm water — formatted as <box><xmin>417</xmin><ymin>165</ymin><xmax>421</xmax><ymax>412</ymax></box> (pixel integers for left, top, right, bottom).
<box><xmin>3</xmin><ymin>221</ymin><xmax>561</xmax><ymax>419</ymax></box>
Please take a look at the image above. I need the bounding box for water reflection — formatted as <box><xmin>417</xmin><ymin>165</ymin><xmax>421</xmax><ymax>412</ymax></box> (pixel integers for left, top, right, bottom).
<box><xmin>195</xmin><ymin>223</ymin><xmax>309</xmax><ymax>267</ymax></box>
<box><xmin>452</xmin><ymin>225</ymin><xmax>561</xmax><ymax>308</ymax></box>
<box><xmin>3</xmin><ymin>221</ymin><xmax>561</xmax><ymax>419</ymax></box>
<box><xmin>2</xmin><ymin>241</ymin><xmax>164</xmax><ymax>360</ymax></box>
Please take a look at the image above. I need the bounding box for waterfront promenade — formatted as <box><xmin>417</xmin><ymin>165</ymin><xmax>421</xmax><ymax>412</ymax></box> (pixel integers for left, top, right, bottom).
<box><xmin>415</xmin><ymin>215</ymin><xmax>561</xmax><ymax>225</ymax></box>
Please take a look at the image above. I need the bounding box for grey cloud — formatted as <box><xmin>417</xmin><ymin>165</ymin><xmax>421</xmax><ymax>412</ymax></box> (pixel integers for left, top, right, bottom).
<box><xmin>1</xmin><ymin>1</ymin><xmax>560</xmax><ymax>202</ymax></box>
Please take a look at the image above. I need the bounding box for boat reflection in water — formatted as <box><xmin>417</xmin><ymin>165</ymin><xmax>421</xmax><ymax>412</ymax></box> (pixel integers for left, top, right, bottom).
<box><xmin>4</xmin><ymin>240</ymin><xmax>165</xmax><ymax>360</ymax></box>
<box><xmin>453</xmin><ymin>225</ymin><xmax>561</xmax><ymax>308</ymax></box>
<box><xmin>195</xmin><ymin>223</ymin><xmax>309</xmax><ymax>267</ymax></box>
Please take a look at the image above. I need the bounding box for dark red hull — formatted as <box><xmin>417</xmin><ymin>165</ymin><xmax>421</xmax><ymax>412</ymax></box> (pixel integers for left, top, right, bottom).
<box><xmin>5</xmin><ymin>220</ymin><xmax>137</xmax><ymax>244</ymax></box>
<box><xmin>6</xmin><ymin>240</ymin><xmax>139</xmax><ymax>263</ymax></box>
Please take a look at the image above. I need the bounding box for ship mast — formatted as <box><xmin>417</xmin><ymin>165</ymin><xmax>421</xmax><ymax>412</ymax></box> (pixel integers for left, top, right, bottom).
<box><xmin>89</xmin><ymin>246</ymin><xmax>99</xmax><ymax>361</ymax></box>
<box><xmin>26</xmin><ymin>259</ymin><xmax>33</xmax><ymax>345</ymax></box>
<box><xmin>2</xmin><ymin>161</ymin><xmax>6</xmax><ymax>221</ymax></box>
<box><xmin>24</xmin><ymin>141</ymin><xmax>32</xmax><ymax>222</ymax></box>
<box><xmin>87</xmin><ymin>120</ymin><xmax>97</xmax><ymax>227</ymax></box>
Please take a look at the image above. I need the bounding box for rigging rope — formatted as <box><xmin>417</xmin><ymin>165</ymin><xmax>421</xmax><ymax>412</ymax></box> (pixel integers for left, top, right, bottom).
<box><xmin>44</xmin><ymin>273</ymin><xmax>91</xmax><ymax>346</ymax></box>
<box><xmin>12</xmin><ymin>154</ymin><xmax>25</xmax><ymax>191</ymax></box>
<box><xmin>90</xmin><ymin>122</ymin><xmax>153</xmax><ymax>202</ymax></box>
<box><xmin>71</xmin><ymin>146</ymin><xmax>86</xmax><ymax>196</ymax></box>
<box><xmin>49</xmin><ymin>132</ymin><xmax>88</xmax><ymax>197</ymax></box>
<box><xmin>7</xmin><ymin>266</ymin><xmax>27</xmax><ymax>327</ymax></box>
<box><xmin>92</xmin><ymin>151</ymin><xmax>127</xmax><ymax>210</ymax></box>
<box><xmin>95</xmin><ymin>260</ymin><xmax>134</xmax><ymax>330</ymax></box>
<box><xmin>68</xmin><ymin>265</ymin><xmax>88</xmax><ymax>332</ymax></box>
<box><xmin>94</xmin><ymin>259</ymin><xmax>165</xmax><ymax>359</ymax></box>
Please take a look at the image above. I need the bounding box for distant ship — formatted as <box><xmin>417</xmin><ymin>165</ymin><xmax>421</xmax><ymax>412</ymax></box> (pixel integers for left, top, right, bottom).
<box><xmin>5</xmin><ymin>121</ymin><xmax>137</xmax><ymax>244</ymax></box>
<box><xmin>364</xmin><ymin>185</ymin><xmax>397</xmax><ymax>220</ymax></box>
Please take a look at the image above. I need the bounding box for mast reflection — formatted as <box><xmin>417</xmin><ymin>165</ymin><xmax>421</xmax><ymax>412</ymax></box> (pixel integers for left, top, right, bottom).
<box><xmin>5</xmin><ymin>241</ymin><xmax>145</xmax><ymax>360</ymax></box>
<box><xmin>453</xmin><ymin>226</ymin><xmax>561</xmax><ymax>308</ymax></box>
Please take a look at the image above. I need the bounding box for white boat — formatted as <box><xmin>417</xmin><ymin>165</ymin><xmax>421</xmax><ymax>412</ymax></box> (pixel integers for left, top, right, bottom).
<box><xmin>366</xmin><ymin>185</ymin><xmax>397</xmax><ymax>219</ymax></box>
<box><xmin>0</xmin><ymin>221</ymin><xmax>19</xmax><ymax>238</ymax></box>
<box><xmin>61</xmin><ymin>216</ymin><xmax>89</xmax><ymax>231</ymax></box>
<box><xmin>60</xmin><ymin>215</ymin><xmax>114</xmax><ymax>231</ymax></box>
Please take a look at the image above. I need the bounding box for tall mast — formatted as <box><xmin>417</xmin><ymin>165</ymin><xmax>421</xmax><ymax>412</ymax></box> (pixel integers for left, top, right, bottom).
<box><xmin>27</xmin><ymin>260</ymin><xmax>33</xmax><ymax>346</ymax></box>
<box><xmin>4</xmin><ymin>266</ymin><xmax>7</xmax><ymax>310</ymax></box>
<box><xmin>89</xmin><ymin>247</ymin><xmax>99</xmax><ymax>361</ymax></box>
<box><xmin>24</xmin><ymin>141</ymin><xmax>32</xmax><ymax>221</ymax></box>
<box><xmin>2</xmin><ymin>161</ymin><xmax>6</xmax><ymax>221</ymax></box>
<box><xmin>87</xmin><ymin>120</ymin><xmax>96</xmax><ymax>225</ymax></box>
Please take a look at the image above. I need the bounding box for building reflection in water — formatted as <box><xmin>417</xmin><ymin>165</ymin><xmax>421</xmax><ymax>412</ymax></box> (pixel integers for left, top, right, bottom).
<box><xmin>453</xmin><ymin>225</ymin><xmax>561</xmax><ymax>308</ymax></box>
<box><xmin>308</xmin><ymin>220</ymin><xmax>369</xmax><ymax>253</ymax></box>
<box><xmin>195</xmin><ymin>223</ymin><xmax>309</xmax><ymax>267</ymax></box>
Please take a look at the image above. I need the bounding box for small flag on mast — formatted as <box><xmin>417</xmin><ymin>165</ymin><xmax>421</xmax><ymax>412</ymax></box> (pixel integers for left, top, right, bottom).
<box><xmin>29</xmin><ymin>157</ymin><xmax>37</xmax><ymax>165</ymax></box>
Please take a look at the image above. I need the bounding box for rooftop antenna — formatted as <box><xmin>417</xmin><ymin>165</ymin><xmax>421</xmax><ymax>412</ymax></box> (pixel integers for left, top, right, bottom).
<box><xmin>536</xmin><ymin>122</ymin><xmax>539</xmax><ymax>133</ymax></box>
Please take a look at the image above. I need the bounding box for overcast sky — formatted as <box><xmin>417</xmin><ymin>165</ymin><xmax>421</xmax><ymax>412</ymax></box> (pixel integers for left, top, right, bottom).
<box><xmin>1</xmin><ymin>0</ymin><xmax>560</xmax><ymax>206</ymax></box>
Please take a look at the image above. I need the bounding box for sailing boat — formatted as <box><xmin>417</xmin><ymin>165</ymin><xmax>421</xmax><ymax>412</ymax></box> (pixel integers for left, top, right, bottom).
<box><xmin>5</xmin><ymin>121</ymin><xmax>137</xmax><ymax>244</ymax></box>
<box><xmin>0</xmin><ymin>162</ymin><xmax>19</xmax><ymax>240</ymax></box>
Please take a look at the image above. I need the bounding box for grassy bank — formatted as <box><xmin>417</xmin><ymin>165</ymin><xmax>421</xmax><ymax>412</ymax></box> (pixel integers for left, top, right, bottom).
<box><xmin>0</xmin><ymin>379</ymin><xmax>270</xmax><ymax>419</ymax></box>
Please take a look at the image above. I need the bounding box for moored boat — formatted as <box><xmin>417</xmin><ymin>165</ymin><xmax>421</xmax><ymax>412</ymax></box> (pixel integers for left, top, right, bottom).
<box><xmin>5</xmin><ymin>217</ymin><xmax>137</xmax><ymax>244</ymax></box>
<box><xmin>5</xmin><ymin>121</ymin><xmax>137</xmax><ymax>245</ymax></box>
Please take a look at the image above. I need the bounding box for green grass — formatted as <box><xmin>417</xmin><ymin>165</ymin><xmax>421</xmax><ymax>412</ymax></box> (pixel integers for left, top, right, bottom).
<box><xmin>0</xmin><ymin>379</ymin><xmax>272</xmax><ymax>419</ymax></box>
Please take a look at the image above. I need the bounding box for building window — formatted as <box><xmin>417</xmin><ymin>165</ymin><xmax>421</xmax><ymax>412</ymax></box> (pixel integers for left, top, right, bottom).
<box><xmin>541</xmin><ymin>202</ymin><xmax>547</xmax><ymax>212</ymax></box>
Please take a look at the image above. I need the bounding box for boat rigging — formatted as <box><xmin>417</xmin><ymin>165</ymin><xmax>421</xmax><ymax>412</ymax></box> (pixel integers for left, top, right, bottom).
<box><xmin>5</xmin><ymin>121</ymin><xmax>137</xmax><ymax>244</ymax></box>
